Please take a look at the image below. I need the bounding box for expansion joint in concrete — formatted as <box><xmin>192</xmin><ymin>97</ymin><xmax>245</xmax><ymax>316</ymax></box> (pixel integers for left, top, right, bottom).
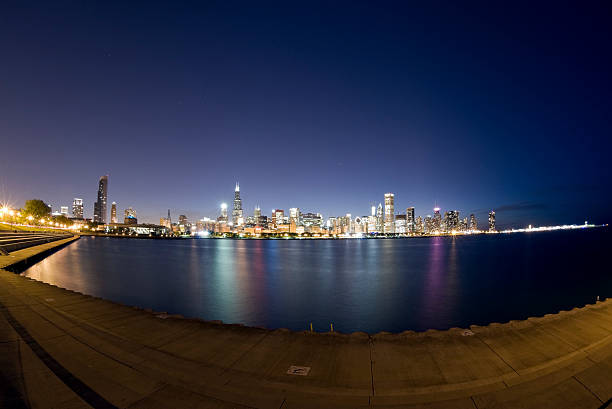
<box><xmin>476</xmin><ymin>335</ymin><xmax>519</xmax><ymax>377</ymax></box>
<box><xmin>573</xmin><ymin>375</ymin><xmax>603</xmax><ymax>404</ymax></box>
<box><xmin>220</xmin><ymin>331</ymin><xmax>270</xmax><ymax>376</ymax></box>
<box><xmin>0</xmin><ymin>297</ymin><xmax>119</xmax><ymax>409</ymax></box>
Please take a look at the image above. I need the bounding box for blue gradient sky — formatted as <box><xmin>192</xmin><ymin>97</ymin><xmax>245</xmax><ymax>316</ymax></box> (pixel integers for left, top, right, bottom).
<box><xmin>1</xmin><ymin>2</ymin><xmax>611</xmax><ymax>227</ymax></box>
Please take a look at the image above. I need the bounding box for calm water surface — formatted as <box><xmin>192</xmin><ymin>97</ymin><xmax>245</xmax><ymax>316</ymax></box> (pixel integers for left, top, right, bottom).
<box><xmin>22</xmin><ymin>228</ymin><xmax>611</xmax><ymax>333</ymax></box>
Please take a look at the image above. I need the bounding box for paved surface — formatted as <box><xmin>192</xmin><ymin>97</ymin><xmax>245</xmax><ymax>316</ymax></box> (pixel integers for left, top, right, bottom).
<box><xmin>0</xmin><ymin>239</ymin><xmax>610</xmax><ymax>408</ymax></box>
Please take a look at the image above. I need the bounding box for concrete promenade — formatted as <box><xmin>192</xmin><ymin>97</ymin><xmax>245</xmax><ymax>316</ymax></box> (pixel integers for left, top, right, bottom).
<box><xmin>0</xmin><ymin>240</ymin><xmax>611</xmax><ymax>408</ymax></box>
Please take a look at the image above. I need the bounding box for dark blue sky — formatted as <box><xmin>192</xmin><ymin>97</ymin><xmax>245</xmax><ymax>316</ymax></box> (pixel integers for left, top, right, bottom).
<box><xmin>1</xmin><ymin>1</ymin><xmax>611</xmax><ymax>227</ymax></box>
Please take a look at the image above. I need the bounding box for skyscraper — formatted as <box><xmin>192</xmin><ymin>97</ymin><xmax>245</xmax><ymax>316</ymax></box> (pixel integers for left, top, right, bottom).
<box><xmin>433</xmin><ymin>207</ymin><xmax>442</xmax><ymax>232</ymax></box>
<box><xmin>445</xmin><ymin>210</ymin><xmax>459</xmax><ymax>232</ymax></box>
<box><xmin>179</xmin><ymin>215</ymin><xmax>188</xmax><ymax>226</ymax></box>
<box><xmin>72</xmin><ymin>198</ymin><xmax>83</xmax><ymax>219</ymax></box>
<box><xmin>406</xmin><ymin>207</ymin><xmax>415</xmax><ymax>233</ymax></box>
<box><xmin>254</xmin><ymin>206</ymin><xmax>262</xmax><ymax>226</ymax></box>
<box><xmin>469</xmin><ymin>214</ymin><xmax>477</xmax><ymax>231</ymax></box>
<box><xmin>110</xmin><ymin>202</ymin><xmax>117</xmax><ymax>223</ymax></box>
<box><xmin>218</xmin><ymin>203</ymin><xmax>228</xmax><ymax>223</ymax></box>
<box><xmin>488</xmin><ymin>211</ymin><xmax>496</xmax><ymax>231</ymax></box>
<box><xmin>273</xmin><ymin>209</ymin><xmax>285</xmax><ymax>227</ymax></box>
<box><xmin>232</xmin><ymin>182</ymin><xmax>244</xmax><ymax>226</ymax></box>
<box><xmin>93</xmin><ymin>175</ymin><xmax>108</xmax><ymax>223</ymax></box>
<box><xmin>376</xmin><ymin>203</ymin><xmax>383</xmax><ymax>233</ymax></box>
<box><xmin>289</xmin><ymin>208</ymin><xmax>300</xmax><ymax>225</ymax></box>
<box><xmin>384</xmin><ymin>193</ymin><xmax>394</xmax><ymax>233</ymax></box>
<box><xmin>415</xmin><ymin>216</ymin><xmax>423</xmax><ymax>233</ymax></box>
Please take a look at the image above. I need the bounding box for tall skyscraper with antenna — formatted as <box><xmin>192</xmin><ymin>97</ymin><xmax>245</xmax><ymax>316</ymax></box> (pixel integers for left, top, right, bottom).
<box><xmin>232</xmin><ymin>182</ymin><xmax>244</xmax><ymax>226</ymax></box>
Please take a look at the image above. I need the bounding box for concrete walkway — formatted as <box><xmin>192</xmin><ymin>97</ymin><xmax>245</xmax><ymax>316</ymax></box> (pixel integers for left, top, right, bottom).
<box><xmin>0</xmin><ymin>239</ymin><xmax>610</xmax><ymax>408</ymax></box>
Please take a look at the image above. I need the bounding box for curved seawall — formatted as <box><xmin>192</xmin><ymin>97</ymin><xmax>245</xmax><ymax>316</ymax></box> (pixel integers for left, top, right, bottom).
<box><xmin>0</xmin><ymin>239</ymin><xmax>610</xmax><ymax>408</ymax></box>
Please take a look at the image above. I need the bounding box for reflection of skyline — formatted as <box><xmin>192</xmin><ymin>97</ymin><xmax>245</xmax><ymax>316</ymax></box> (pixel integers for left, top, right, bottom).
<box><xmin>19</xmin><ymin>229</ymin><xmax>608</xmax><ymax>333</ymax></box>
<box><xmin>420</xmin><ymin>237</ymin><xmax>460</xmax><ymax>329</ymax></box>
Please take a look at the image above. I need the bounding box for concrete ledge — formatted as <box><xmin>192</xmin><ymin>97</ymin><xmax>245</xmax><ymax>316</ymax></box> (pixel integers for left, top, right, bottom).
<box><xmin>0</xmin><ymin>239</ymin><xmax>610</xmax><ymax>408</ymax></box>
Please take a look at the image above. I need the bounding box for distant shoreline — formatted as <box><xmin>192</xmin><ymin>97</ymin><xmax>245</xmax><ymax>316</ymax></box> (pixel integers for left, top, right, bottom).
<box><xmin>78</xmin><ymin>224</ymin><xmax>607</xmax><ymax>240</ymax></box>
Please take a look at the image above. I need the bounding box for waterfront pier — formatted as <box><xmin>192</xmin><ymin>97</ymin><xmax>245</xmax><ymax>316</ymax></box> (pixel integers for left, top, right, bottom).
<box><xmin>0</xmin><ymin>240</ymin><xmax>610</xmax><ymax>408</ymax></box>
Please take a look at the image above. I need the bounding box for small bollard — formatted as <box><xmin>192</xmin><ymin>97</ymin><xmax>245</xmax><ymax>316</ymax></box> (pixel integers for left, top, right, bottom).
<box><xmin>330</xmin><ymin>323</ymin><xmax>334</xmax><ymax>332</ymax></box>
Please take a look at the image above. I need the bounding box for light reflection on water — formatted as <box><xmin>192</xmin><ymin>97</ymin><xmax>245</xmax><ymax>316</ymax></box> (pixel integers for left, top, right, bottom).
<box><xmin>22</xmin><ymin>228</ymin><xmax>611</xmax><ymax>333</ymax></box>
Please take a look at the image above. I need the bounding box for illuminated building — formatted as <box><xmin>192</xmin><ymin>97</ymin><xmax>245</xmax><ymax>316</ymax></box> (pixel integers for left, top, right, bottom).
<box><xmin>376</xmin><ymin>203</ymin><xmax>383</xmax><ymax>232</ymax></box>
<box><xmin>124</xmin><ymin>207</ymin><xmax>137</xmax><ymax>225</ymax></box>
<box><xmin>354</xmin><ymin>216</ymin><xmax>366</xmax><ymax>233</ymax></box>
<box><xmin>469</xmin><ymin>214</ymin><xmax>477</xmax><ymax>231</ymax></box>
<box><xmin>93</xmin><ymin>175</ymin><xmax>108</xmax><ymax>223</ymax></box>
<box><xmin>415</xmin><ymin>216</ymin><xmax>423</xmax><ymax>233</ymax></box>
<box><xmin>277</xmin><ymin>223</ymin><xmax>290</xmax><ymax>233</ymax></box>
<box><xmin>72</xmin><ymin>198</ymin><xmax>83</xmax><ymax>219</ymax></box>
<box><xmin>301</xmin><ymin>212</ymin><xmax>322</xmax><ymax>227</ymax></box>
<box><xmin>432</xmin><ymin>207</ymin><xmax>441</xmax><ymax>232</ymax></box>
<box><xmin>488</xmin><ymin>211</ymin><xmax>496</xmax><ymax>231</ymax></box>
<box><xmin>367</xmin><ymin>215</ymin><xmax>377</xmax><ymax>233</ymax></box>
<box><xmin>177</xmin><ymin>215</ymin><xmax>190</xmax><ymax>234</ymax></box>
<box><xmin>160</xmin><ymin>209</ymin><xmax>172</xmax><ymax>229</ymax></box>
<box><xmin>232</xmin><ymin>182</ymin><xmax>244</xmax><ymax>226</ymax></box>
<box><xmin>289</xmin><ymin>208</ymin><xmax>301</xmax><ymax>225</ymax></box>
<box><xmin>343</xmin><ymin>213</ymin><xmax>353</xmax><ymax>234</ymax></box>
<box><xmin>258</xmin><ymin>215</ymin><xmax>269</xmax><ymax>228</ymax></box>
<box><xmin>273</xmin><ymin>209</ymin><xmax>285</xmax><ymax>227</ymax></box>
<box><xmin>253</xmin><ymin>206</ymin><xmax>265</xmax><ymax>227</ymax></box>
<box><xmin>159</xmin><ymin>217</ymin><xmax>170</xmax><ymax>228</ymax></box>
<box><xmin>406</xmin><ymin>207</ymin><xmax>415</xmax><ymax>233</ymax></box>
<box><xmin>384</xmin><ymin>193</ymin><xmax>394</xmax><ymax>233</ymax></box>
<box><xmin>196</xmin><ymin>220</ymin><xmax>204</xmax><ymax>232</ymax></box>
<box><xmin>60</xmin><ymin>206</ymin><xmax>69</xmax><ymax>216</ymax></box>
<box><xmin>326</xmin><ymin>217</ymin><xmax>340</xmax><ymax>234</ymax></box>
<box><xmin>218</xmin><ymin>203</ymin><xmax>228</xmax><ymax>223</ymax></box>
<box><xmin>445</xmin><ymin>210</ymin><xmax>459</xmax><ymax>232</ymax></box>
<box><xmin>110</xmin><ymin>202</ymin><xmax>117</xmax><ymax>223</ymax></box>
<box><xmin>424</xmin><ymin>215</ymin><xmax>433</xmax><ymax>234</ymax></box>
<box><xmin>459</xmin><ymin>217</ymin><xmax>468</xmax><ymax>232</ymax></box>
<box><xmin>394</xmin><ymin>214</ymin><xmax>407</xmax><ymax>234</ymax></box>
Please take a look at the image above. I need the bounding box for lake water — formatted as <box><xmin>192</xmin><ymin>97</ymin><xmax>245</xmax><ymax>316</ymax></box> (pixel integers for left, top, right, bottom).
<box><xmin>22</xmin><ymin>228</ymin><xmax>611</xmax><ymax>333</ymax></box>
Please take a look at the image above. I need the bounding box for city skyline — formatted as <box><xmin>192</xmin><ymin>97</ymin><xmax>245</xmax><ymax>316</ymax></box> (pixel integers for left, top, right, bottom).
<box><xmin>1</xmin><ymin>2</ymin><xmax>610</xmax><ymax>227</ymax></box>
<box><xmin>1</xmin><ymin>174</ymin><xmax>603</xmax><ymax>230</ymax></box>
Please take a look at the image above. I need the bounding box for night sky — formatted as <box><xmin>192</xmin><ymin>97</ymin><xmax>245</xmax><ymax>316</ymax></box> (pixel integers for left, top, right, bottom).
<box><xmin>1</xmin><ymin>2</ymin><xmax>611</xmax><ymax>228</ymax></box>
